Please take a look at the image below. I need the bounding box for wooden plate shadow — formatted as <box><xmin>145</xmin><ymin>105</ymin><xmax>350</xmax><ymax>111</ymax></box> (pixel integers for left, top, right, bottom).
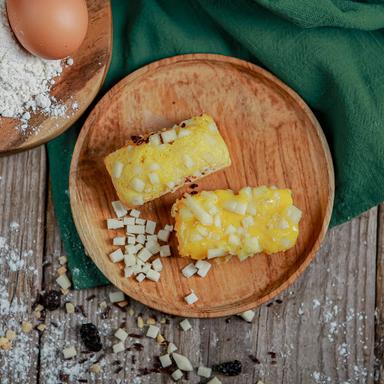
<box><xmin>0</xmin><ymin>0</ymin><xmax>112</xmax><ymax>155</ymax></box>
<box><xmin>70</xmin><ymin>54</ymin><xmax>334</xmax><ymax>318</ymax></box>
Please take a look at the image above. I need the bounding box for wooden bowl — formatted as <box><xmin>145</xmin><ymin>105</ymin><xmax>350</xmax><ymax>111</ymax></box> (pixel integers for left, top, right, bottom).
<box><xmin>70</xmin><ymin>54</ymin><xmax>334</xmax><ymax>318</ymax></box>
<box><xmin>0</xmin><ymin>0</ymin><xmax>112</xmax><ymax>155</ymax></box>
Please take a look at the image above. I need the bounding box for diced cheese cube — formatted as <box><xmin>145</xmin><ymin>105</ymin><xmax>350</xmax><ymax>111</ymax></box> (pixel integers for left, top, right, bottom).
<box><xmin>131</xmin><ymin>265</ymin><xmax>142</xmax><ymax>275</ymax></box>
<box><xmin>160</xmin><ymin>245</ymin><xmax>171</xmax><ymax>257</ymax></box>
<box><xmin>197</xmin><ymin>366</ymin><xmax>212</xmax><ymax>378</ymax></box>
<box><xmin>107</xmin><ymin>218</ymin><xmax>124</xmax><ymax>229</ymax></box>
<box><xmin>124</xmin><ymin>253</ymin><xmax>136</xmax><ymax>267</ymax></box>
<box><xmin>123</xmin><ymin>217</ymin><xmax>135</xmax><ymax>225</ymax></box>
<box><xmin>182</xmin><ymin>263</ymin><xmax>198</xmax><ymax>278</ymax></box>
<box><xmin>109</xmin><ymin>248</ymin><xmax>124</xmax><ymax>263</ymax></box>
<box><xmin>207</xmin><ymin>248</ymin><xmax>226</xmax><ymax>259</ymax></box>
<box><xmin>207</xmin><ymin>377</ymin><xmax>222</xmax><ymax>384</ymax></box>
<box><xmin>136</xmin><ymin>234</ymin><xmax>146</xmax><ymax>244</ymax></box>
<box><xmin>147</xmin><ymin>234</ymin><xmax>158</xmax><ymax>242</ymax></box>
<box><xmin>56</xmin><ymin>274</ymin><xmax>71</xmax><ymax>290</ymax></box>
<box><xmin>178</xmin><ymin>128</ymin><xmax>191</xmax><ymax>138</ymax></box>
<box><xmin>113</xmin><ymin>236</ymin><xmax>126</xmax><ymax>246</ymax></box>
<box><xmin>157</xmin><ymin>229</ymin><xmax>171</xmax><ymax>242</ymax></box>
<box><xmin>183</xmin><ymin>154</ymin><xmax>194</xmax><ymax>168</ymax></box>
<box><xmin>145</xmin><ymin>220</ymin><xmax>156</xmax><ymax>234</ymax></box>
<box><xmin>130</xmin><ymin>209</ymin><xmax>141</xmax><ymax>218</ymax></box>
<box><xmin>242</xmin><ymin>216</ymin><xmax>254</xmax><ymax>227</ymax></box>
<box><xmin>146</xmin><ymin>241</ymin><xmax>160</xmax><ymax>255</ymax></box>
<box><xmin>130</xmin><ymin>177</ymin><xmax>145</xmax><ymax>192</ymax></box>
<box><xmin>114</xmin><ymin>328</ymin><xmax>128</xmax><ymax>341</ymax></box>
<box><xmin>125</xmin><ymin>244</ymin><xmax>136</xmax><ymax>254</ymax></box>
<box><xmin>146</xmin><ymin>325</ymin><xmax>160</xmax><ymax>338</ymax></box>
<box><xmin>148</xmin><ymin>162</ymin><xmax>160</xmax><ymax>171</ymax></box>
<box><xmin>167</xmin><ymin>342</ymin><xmax>177</xmax><ymax>354</ymax></box>
<box><xmin>111</xmin><ymin>200</ymin><xmax>128</xmax><ymax>218</ymax></box>
<box><xmin>184</xmin><ymin>291</ymin><xmax>198</xmax><ymax>305</ymax></box>
<box><xmin>109</xmin><ymin>291</ymin><xmax>125</xmax><ymax>303</ymax></box>
<box><xmin>149</xmin><ymin>133</ymin><xmax>161</xmax><ymax>145</ymax></box>
<box><xmin>195</xmin><ymin>260</ymin><xmax>211</xmax><ymax>277</ymax></box>
<box><xmin>172</xmin><ymin>352</ymin><xmax>193</xmax><ymax>371</ymax></box>
<box><xmin>184</xmin><ymin>195</ymin><xmax>212</xmax><ymax>225</ymax></box>
<box><xmin>127</xmin><ymin>236</ymin><xmax>136</xmax><ymax>245</ymax></box>
<box><xmin>124</xmin><ymin>267</ymin><xmax>134</xmax><ymax>278</ymax></box>
<box><xmin>164</xmin><ymin>224</ymin><xmax>173</xmax><ymax>231</ymax></box>
<box><xmin>148</xmin><ymin>173</ymin><xmax>160</xmax><ymax>185</ymax></box>
<box><xmin>134</xmin><ymin>243</ymin><xmax>144</xmax><ymax>253</ymax></box>
<box><xmin>136</xmin><ymin>218</ymin><xmax>146</xmax><ymax>225</ymax></box>
<box><xmin>285</xmin><ymin>205</ymin><xmax>302</xmax><ymax>224</ymax></box>
<box><xmin>136</xmin><ymin>273</ymin><xmax>146</xmax><ymax>282</ymax></box>
<box><xmin>137</xmin><ymin>247</ymin><xmax>152</xmax><ymax>262</ymax></box>
<box><xmin>239</xmin><ymin>309</ymin><xmax>255</xmax><ymax>322</ymax></box>
<box><xmin>63</xmin><ymin>346</ymin><xmax>77</xmax><ymax>359</ymax></box>
<box><xmin>146</xmin><ymin>269</ymin><xmax>160</xmax><ymax>282</ymax></box>
<box><xmin>141</xmin><ymin>263</ymin><xmax>151</xmax><ymax>274</ymax></box>
<box><xmin>112</xmin><ymin>342</ymin><xmax>125</xmax><ymax>353</ymax></box>
<box><xmin>112</xmin><ymin>161</ymin><xmax>123</xmax><ymax>178</ymax></box>
<box><xmin>159</xmin><ymin>354</ymin><xmax>173</xmax><ymax>368</ymax></box>
<box><xmin>171</xmin><ymin>369</ymin><xmax>183</xmax><ymax>381</ymax></box>
<box><xmin>161</xmin><ymin>128</ymin><xmax>177</xmax><ymax>143</ymax></box>
<box><xmin>179</xmin><ymin>319</ymin><xmax>192</xmax><ymax>331</ymax></box>
<box><xmin>152</xmin><ymin>258</ymin><xmax>163</xmax><ymax>272</ymax></box>
<box><xmin>126</xmin><ymin>224</ymin><xmax>145</xmax><ymax>234</ymax></box>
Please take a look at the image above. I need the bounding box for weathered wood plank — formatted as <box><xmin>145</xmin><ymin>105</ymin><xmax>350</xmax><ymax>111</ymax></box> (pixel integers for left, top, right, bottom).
<box><xmin>39</xmin><ymin>188</ymin><xmax>378</xmax><ymax>384</ymax></box>
<box><xmin>0</xmin><ymin>147</ymin><xmax>47</xmax><ymax>383</ymax></box>
<box><xmin>375</xmin><ymin>204</ymin><xmax>384</xmax><ymax>383</ymax></box>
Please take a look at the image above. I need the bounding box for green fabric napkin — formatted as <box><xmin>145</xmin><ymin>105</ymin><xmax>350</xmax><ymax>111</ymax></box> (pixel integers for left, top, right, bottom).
<box><xmin>47</xmin><ymin>0</ymin><xmax>384</xmax><ymax>289</ymax></box>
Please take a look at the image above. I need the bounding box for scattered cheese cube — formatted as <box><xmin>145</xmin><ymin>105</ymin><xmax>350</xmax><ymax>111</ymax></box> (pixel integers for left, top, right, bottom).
<box><xmin>126</xmin><ymin>224</ymin><xmax>145</xmax><ymax>234</ymax></box>
<box><xmin>127</xmin><ymin>236</ymin><xmax>136</xmax><ymax>245</ymax></box>
<box><xmin>152</xmin><ymin>258</ymin><xmax>163</xmax><ymax>272</ymax></box>
<box><xmin>136</xmin><ymin>273</ymin><xmax>146</xmax><ymax>282</ymax></box>
<box><xmin>63</xmin><ymin>346</ymin><xmax>77</xmax><ymax>359</ymax></box>
<box><xmin>114</xmin><ymin>328</ymin><xmax>128</xmax><ymax>341</ymax></box>
<box><xmin>109</xmin><ymin>248</ymin><xmax>124</xmax><ymax>263</ymax></box>
<box><xmin>179</xmin><ymin>319</ymin><xmax>192</xmax><ymax>331</ymax></box>
<box><xmin>171</xmin><ymin>369</ymin><xmax>183</xmax><ymax>381</ymax></box>
<box><xmin>112</xmin><ymin>342</ymin><xmax>125</xmax><ymax>353</ymax></box>
<box><xmin>89</xmin><ymin>363</ymin><xmax>102</xmax><ymax>373</ymax></box>
<box><xmin>107</xmin><ymin>218</ymin><xmax>124</xmax><ymax>229</ymax></box>
<box><xmin>147</xmin><ymin>241</ymin><xmax>160</xmax><ymax>255</ymax></box>
<box><xmin>109</xmin><ymin>291</ymin><xmax>125</xmax><ymax>303</ymax></box>
<box><xmin>136</xmin><ymin>218</ymin><xmax>146</xmax><ymax>225</ymax></box>
<box><xmin>65</xmin><ymin>302</ymin><xmax>75</xmax><ymax>314</ymax></box>
<box><xmin>182</xmin><ymin>263</ymin><xmax>198</xmax><ymax>278</ymax></box>
<box><xmin>146</xmin><ymin>325</ymin><xmax>160</xmax><ymax>339</ymax></box>
<box><xmin>145</xmin><ymin>220</ymin><xmax>156</xmax><ymax>234</ymax></box>
<box><xmin>160</xmin><ymin>245</ymin><xmax>171</xmax><ymax>257</ymax></box>
<box><xmin>137</xmin><ymin>247</ymin><xmax>152</xmax><ymax>262</ymax></box>
<box><xmin>159</xmin><ymin>354</ymin><xmax>173</xmax><ymax>368</ymax></box>
<box><xmin>141</xmin><ymin>263</ymin><xmax>151</xmax><ymax>274</ymax></box>
<box><xmin>167</xmin><ymin>342</ymin><xmax>178</xmax><ymax>354</ymax></box>
<box><xmin>197</xmin><ymin>366</ymin><xmax>212</xmax><ymax>378</ymax></box>
<box><xmin>161</xmin><ymin>128</ymin><xmax>177</xmax><ymax>143</ymax></box>
<box><xmin>239</xmin><ymin>309</ymin><xmax>255</xmax><ymax>322</ymax></box>
<box><xmin>130</xmin><ymin>209</ymin><xmax>141</xmax><ymax>218</ymax></box>
<box><xmin>134</xmin><ymin>243</ymin><xmax>144</xmax><ymax>253</ymax></box>
<box><xmin>147</xmin><ymin>234</ymin><xmax>158</xmax><ymax>242</ymax></box>
<box><xmin>146</xmin><ymin>269</ymin><xmax>160</xmax><ymax>282</ymax></box>
<box><xmin>184</xmin><ymin>291</ymin><xmax>198</xmax><ymax>305</ymax></box>
<box><xmin>172</xmin><ymin>352</ymin><xmax>193</xmax><ymax>371</ymax></box>
<box><xmin>164</xmin><ymin>224</ymin><xmax>173</xmax><ymax>231</ymax></box>
<box><xmin>124</xmin><ymin>267</ymin><xmax>134</xmax><ymax>278</ymax></box>
<box><xmin>207</xmin><ymin>377</ymin><xmax>222</xmax><ymax>384</ymax></box>
<box><xmin>157</xmin><ymin>229</ymin><xmax>171</xmax><ymax>242</ymax></box>
<box><xmin>112</xmin><ymin>201</ymin><xmax>128</xmax><ymax>218</ymax></box>
<box><xmin>124</xmin><ymin>253</ymin><xmax>136</xmax><ymax>267</ymax></box>
<box><xmin>123</xmin><ymin>217</ymin><xmax>135</xmax><ymax>225</ymax></box>
<box><xmin>135</xmin><ymin>234</ymin><xmax>145</xmax><ymax>244</ymax></box>
<box><xmin>56</xmin><ymin>273</ymin><xmax>71</xmax><ymax>290</ymax></box>
<box><xmin>58</xmin><ymin>256</ymin><xmax>67</xmax><ymax>265</ymax></box>
<box><xmin>195</xmin><ymin>260</ymin><xmax>211</xmax><ymax>277</ymax></box>
<box><xmin>113</xmin><ymin>236</ymin><xmax>126</xmax><ymax>246</ymax></box>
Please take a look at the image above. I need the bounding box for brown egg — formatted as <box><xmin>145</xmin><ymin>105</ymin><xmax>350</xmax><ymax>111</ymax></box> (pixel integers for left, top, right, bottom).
<box><xmin>6</xmin><ymin>0</ymin><xmax>88</xmax><ymax>60</ymax></box>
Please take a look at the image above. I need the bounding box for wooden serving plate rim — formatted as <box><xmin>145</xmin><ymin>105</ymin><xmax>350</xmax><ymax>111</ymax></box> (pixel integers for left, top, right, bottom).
<box><xmin>0</xmin><ymin>1</ymin><xmax>113</xmax><ymax>157</ymax></box>
<box><xmin>70</xmin><ymin>53</ymin><xmax>335</xmax><ymax>317</ymax></box>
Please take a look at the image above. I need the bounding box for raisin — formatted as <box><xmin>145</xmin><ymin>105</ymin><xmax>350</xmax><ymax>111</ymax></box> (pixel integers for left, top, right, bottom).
<box><xmin>42</xmin><ymin>290</ymin><xmax>61</xmax><ymax>311</ymax></box>
<box><xmin>80</xmin><ymin>323</ymin><xmax>103</xmax><ymax>352</ymax></box>
<box><xmin>212</xmin><ymin>360</ymin><xmax>242</xmax><ymax>376</ymax></box>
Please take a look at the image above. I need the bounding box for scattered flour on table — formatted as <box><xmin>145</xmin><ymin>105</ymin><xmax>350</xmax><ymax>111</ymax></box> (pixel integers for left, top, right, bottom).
<box><xmin>0</xmin><ymin>0</ymin><xmax>76</xmax><ymax>132</ymax></box>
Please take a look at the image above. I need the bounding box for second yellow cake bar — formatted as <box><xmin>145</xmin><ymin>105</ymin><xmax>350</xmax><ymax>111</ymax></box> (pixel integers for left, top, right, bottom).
<box><xmin>104</xmin><ymin>114</ymin><xmax>231</xmax><ymax>208</ymax></box>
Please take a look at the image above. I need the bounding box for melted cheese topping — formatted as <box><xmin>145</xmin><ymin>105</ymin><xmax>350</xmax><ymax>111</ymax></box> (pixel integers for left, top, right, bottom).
<box><xmin>104</xmin><ymin>114</ymin><xmax>231</xmax><ymax>207</ymax></box>
<box><xmin>172</xmin><ymin>186</ymin><xmax>302</xmax><ymax>260</ymax></box>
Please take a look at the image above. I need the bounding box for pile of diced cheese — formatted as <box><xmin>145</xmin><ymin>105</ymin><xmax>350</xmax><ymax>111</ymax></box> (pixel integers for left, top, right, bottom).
<box><xmin>107</xmin><ymin>201</ymin><xmax>172</xmax><ymax>283</ymax></box>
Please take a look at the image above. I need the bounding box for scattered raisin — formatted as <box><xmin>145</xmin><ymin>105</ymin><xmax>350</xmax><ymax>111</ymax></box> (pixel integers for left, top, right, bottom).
<box><xmin>275</xmin><ymin>299</ymin><xmax>283</xmax><ymax>304</ymax></box>
<box><xmin>42</xmin><ymin>290</ymin><xmax>61</xmax><ymax>311</ymax></box>
<box><xmin>80</xmin><ymin>323</ymin><xmax>103</xmax><ymax>352</ymax></box>
<box><xmin>248</xmin><ymin>354</ymin><xmax>260</xmax><ymax>364</ymax></box>
<box><xmin>212</xmin><ymin>360</ymin><xmax>242</xmax><ymax>376</ymax></box>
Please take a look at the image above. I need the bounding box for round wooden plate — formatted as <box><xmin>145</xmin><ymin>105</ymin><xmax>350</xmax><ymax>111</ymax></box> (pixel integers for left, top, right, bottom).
<box><xmin>0</xmin><ymin>0</ymin><xmax>112</xmax><ymax>155</ymax></box>
<box><xmin>70</xmin><ymin>54</ymin><xmax>334</xmax><ymax>318</ymax></box>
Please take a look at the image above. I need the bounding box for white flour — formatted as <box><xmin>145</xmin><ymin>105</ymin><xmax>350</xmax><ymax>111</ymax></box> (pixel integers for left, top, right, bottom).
<box><xmin>0</xmin><ymin>0</ymin><xmax>70</xmax><ymax>127</ymax></box>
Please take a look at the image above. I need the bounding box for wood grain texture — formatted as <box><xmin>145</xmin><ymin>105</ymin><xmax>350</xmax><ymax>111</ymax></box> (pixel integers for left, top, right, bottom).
<box><xmin>70</xmin><ymin>54</ymin><xmax>335</xmax><ymax>318</ymax></box>
<box><xmin>375</xmin><ymin>204</ymin><xmax>384</xmax><ymax>383</ymax></box>
<box><xmin>0</xmin><ymin>0</ymin><xmax>112</xmax><ymax>155</ymax></box>
<box><xmin>0</xmin><ymin>147</ymin><xmax>47</xmax><ymax>383</ymax></box>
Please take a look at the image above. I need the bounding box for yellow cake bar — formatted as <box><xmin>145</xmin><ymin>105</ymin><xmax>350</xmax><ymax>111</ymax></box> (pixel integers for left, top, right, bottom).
<box><xmin>171</xmin><ymin>186</ymin><xmax>302</xmax><ymax>261</ymax></box>
<box><xmin>104</xmin><ymin>114</ymin><xmax>231</xmax><ymax>208</ymax></box>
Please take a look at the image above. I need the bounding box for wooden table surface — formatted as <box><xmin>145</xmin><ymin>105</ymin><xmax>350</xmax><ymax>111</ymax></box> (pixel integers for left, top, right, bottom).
<box><xmin>0</xmin><ymin>146</ymin><xmax>383</xmax><ymax>384</ymax></box>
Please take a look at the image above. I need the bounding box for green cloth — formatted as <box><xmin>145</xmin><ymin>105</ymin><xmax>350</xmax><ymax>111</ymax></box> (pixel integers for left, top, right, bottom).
<box><xmin>47</xmin><ymin>0</ymin><xmax>384</xmax><ymax>289</ymax></box>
